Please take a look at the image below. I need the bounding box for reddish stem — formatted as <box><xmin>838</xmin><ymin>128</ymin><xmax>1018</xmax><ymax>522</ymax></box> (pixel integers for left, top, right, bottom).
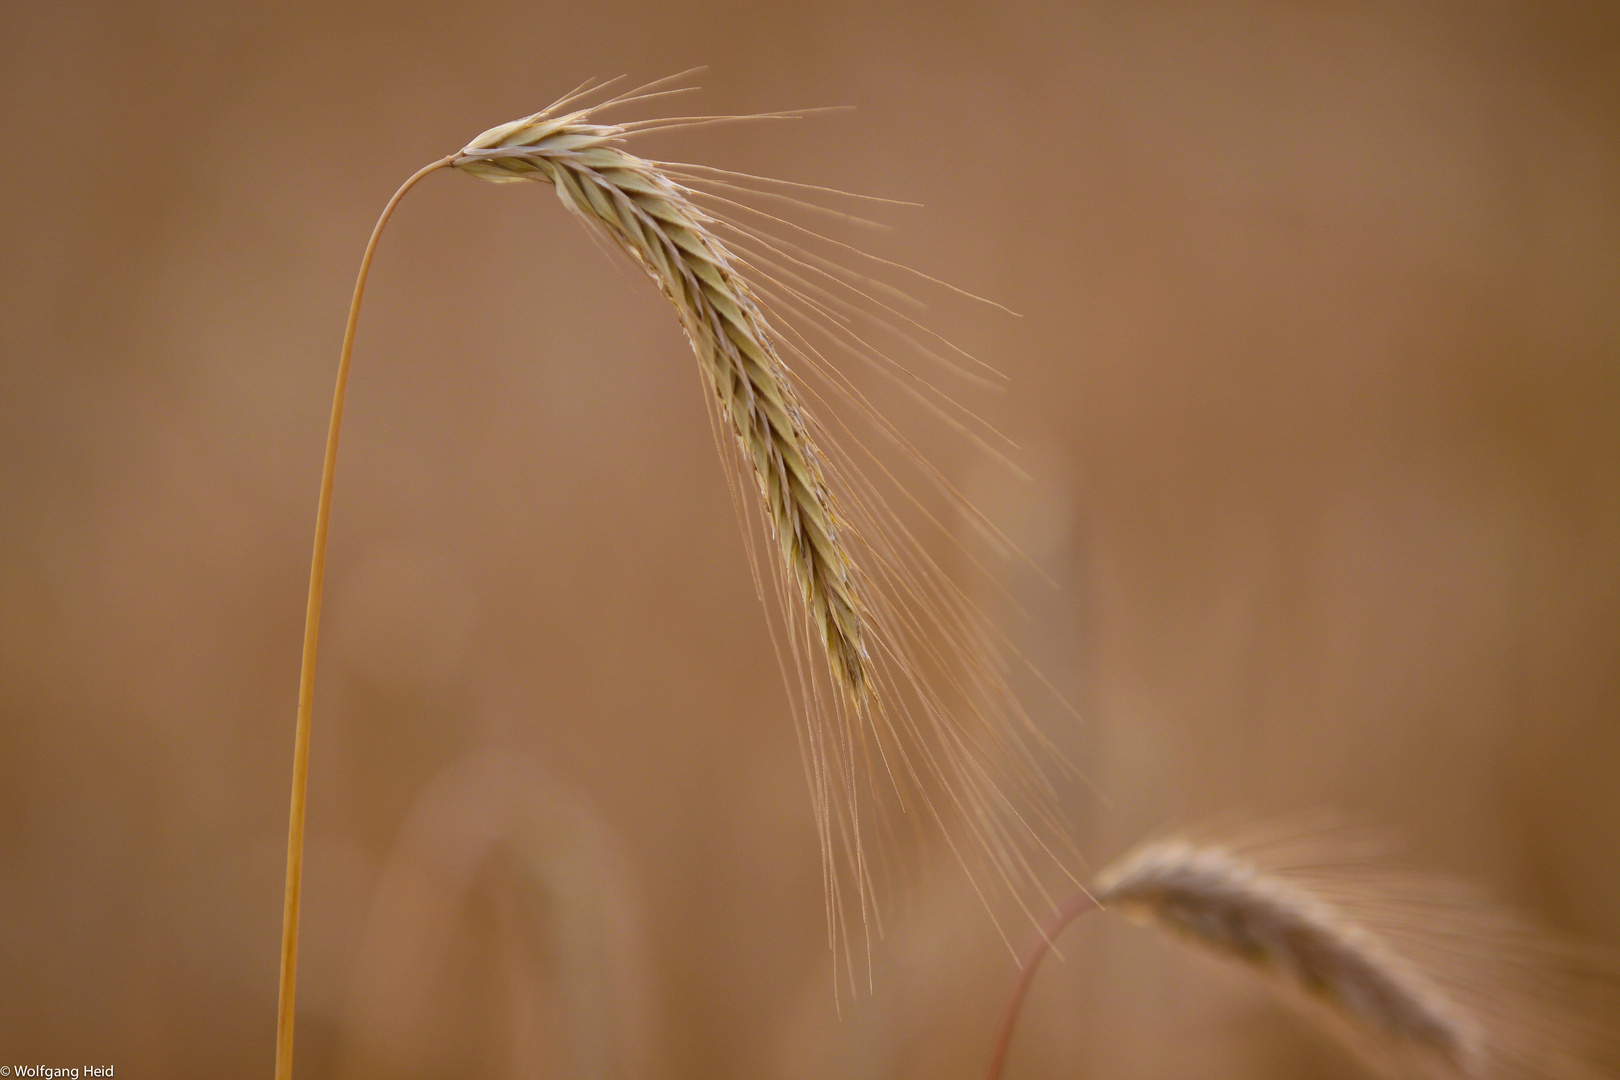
<box><xmin>981</xmin><ymin>890</ymin><xmax>1101</xmax><ymax>1080</ymax></box>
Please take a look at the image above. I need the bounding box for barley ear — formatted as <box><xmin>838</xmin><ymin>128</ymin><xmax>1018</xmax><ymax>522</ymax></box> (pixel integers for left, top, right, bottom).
<box><xmin>984</xmin><ymin>825</ymin><xmax>1620</xmax><ymax>1080</ymax></box>
<box><xmin>449</xmin><ymin>87</ymin><xmax>1087</xmax><ymax>984</ymax></box>
<box><xmin>1091</xmin><ymin>828</ymin><xmax>1619</xmax><ymax>1080</ymax></box>
<box><xmin>454</xmin><ymin>113</ymin><xmax>872</xmax><ymax>705</ymax></box>
<box><xmin>340</xmin><ymin>750</ymin><xmax>655</xmax><ymax>1080</ymax></box>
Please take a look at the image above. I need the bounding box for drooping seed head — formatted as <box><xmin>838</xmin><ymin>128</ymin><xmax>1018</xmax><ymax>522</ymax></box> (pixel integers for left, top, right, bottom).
<box><xmin>454</xmin><ymin>107</ymin><xmax>871</xmax><ymax>701</ymax></box>
<box><xmin>1095</xmin><ymin>829</ymin><xmax>1619</xmax><ymax>1080</ymax></box>
<box><xmin>1097</xmin><ymin>838</ymin><xmax>1482</xmax><ymax>1071</ymax></box>
<box><xmin>442</xmin><ymin>83</ymin><xmax>1086</xmax><ymax>986</ymax></box>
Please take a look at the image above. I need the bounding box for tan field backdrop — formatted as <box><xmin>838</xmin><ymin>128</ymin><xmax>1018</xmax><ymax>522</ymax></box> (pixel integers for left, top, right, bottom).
<box><xmin>3</xmin><ymin>1</ymin><xmax>1619</xmax><ymax>1077</ymax></box>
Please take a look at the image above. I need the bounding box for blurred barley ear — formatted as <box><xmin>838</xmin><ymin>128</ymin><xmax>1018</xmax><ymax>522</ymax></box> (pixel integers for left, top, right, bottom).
<box><xmin>984</xmin><ymin>822</ymin><xmax>1620</xmax><ymax>1080</ymax></box>
<box><xmin>1093</xmin><ymin>833</ymin><xmax>1486</xmax><ymax>1077</ymax></box>
<box><xmin>339</xmin><ymin>750</ymin><xmax>656</xmax><ymax>1080</ymax></box>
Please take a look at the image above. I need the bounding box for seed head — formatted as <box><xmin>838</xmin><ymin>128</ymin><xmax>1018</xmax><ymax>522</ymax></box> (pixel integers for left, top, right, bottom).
<box><xmin>447</xmin><ymin>80</ymin><xmax>1082</xmax><ymax>980</ymax></box>
<box><xmin>455</xmin><ymin>106</ymin><xmax>871</xmax><ymax>701</ymax></box>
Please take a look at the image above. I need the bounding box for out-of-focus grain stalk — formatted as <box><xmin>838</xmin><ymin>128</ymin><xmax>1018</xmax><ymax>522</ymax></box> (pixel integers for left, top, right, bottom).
<box><xmin>979</xmin><ymin>890</ymin><xmax>1098</xmax><ymax>1080</ymax></box>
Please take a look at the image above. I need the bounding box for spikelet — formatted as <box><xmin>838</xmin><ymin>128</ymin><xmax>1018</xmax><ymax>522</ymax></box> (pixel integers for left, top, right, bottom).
<box><xmin>451</xmin><ymin>76</ymin><xmax>1077</xmax><ymax>974</ymax></box>
<box><xmin>1094</xmin><ymin>825</ymin><xmax>1619</xmax><ymax>1080</ymax></box>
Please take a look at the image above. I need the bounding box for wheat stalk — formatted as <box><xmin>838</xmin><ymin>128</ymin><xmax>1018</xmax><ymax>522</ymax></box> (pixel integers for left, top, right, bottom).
<box><xmin>276</xmin><ymin>75</ymin><xmax>1076</xmax><ymax>1079</ymax></box>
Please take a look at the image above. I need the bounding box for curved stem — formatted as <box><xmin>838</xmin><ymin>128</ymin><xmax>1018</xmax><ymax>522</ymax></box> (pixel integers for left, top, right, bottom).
<box><xmin>275</xmin><ymin>153</ymin><xmax>455</xmax><ymax>1080</ymax></box>
<box><xmin>981</xmin><ymin>889</ymin><xmax>1101</xmax><ymax>1080</ymax></box>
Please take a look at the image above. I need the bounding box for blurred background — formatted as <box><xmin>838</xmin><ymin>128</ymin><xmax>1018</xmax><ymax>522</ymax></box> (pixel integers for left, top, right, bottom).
<box><xmin>3</xmin><ymin>1</ymin><xmax>1619</xmax><ymax>1077</ymax></box>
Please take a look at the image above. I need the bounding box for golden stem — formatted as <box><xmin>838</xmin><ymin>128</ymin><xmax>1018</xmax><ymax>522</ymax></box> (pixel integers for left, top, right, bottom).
<box><xmin>274</xmin><ymin>154</ymin><xmax>455</xmax><ymax>1080</ymax></box>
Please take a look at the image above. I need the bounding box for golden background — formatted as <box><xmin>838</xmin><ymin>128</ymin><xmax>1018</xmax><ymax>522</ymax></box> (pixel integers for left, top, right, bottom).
<box><xmin>2</xmin><ymin>1</ymin><xmax>1618</xmax><ymax>1077</ymax></box>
